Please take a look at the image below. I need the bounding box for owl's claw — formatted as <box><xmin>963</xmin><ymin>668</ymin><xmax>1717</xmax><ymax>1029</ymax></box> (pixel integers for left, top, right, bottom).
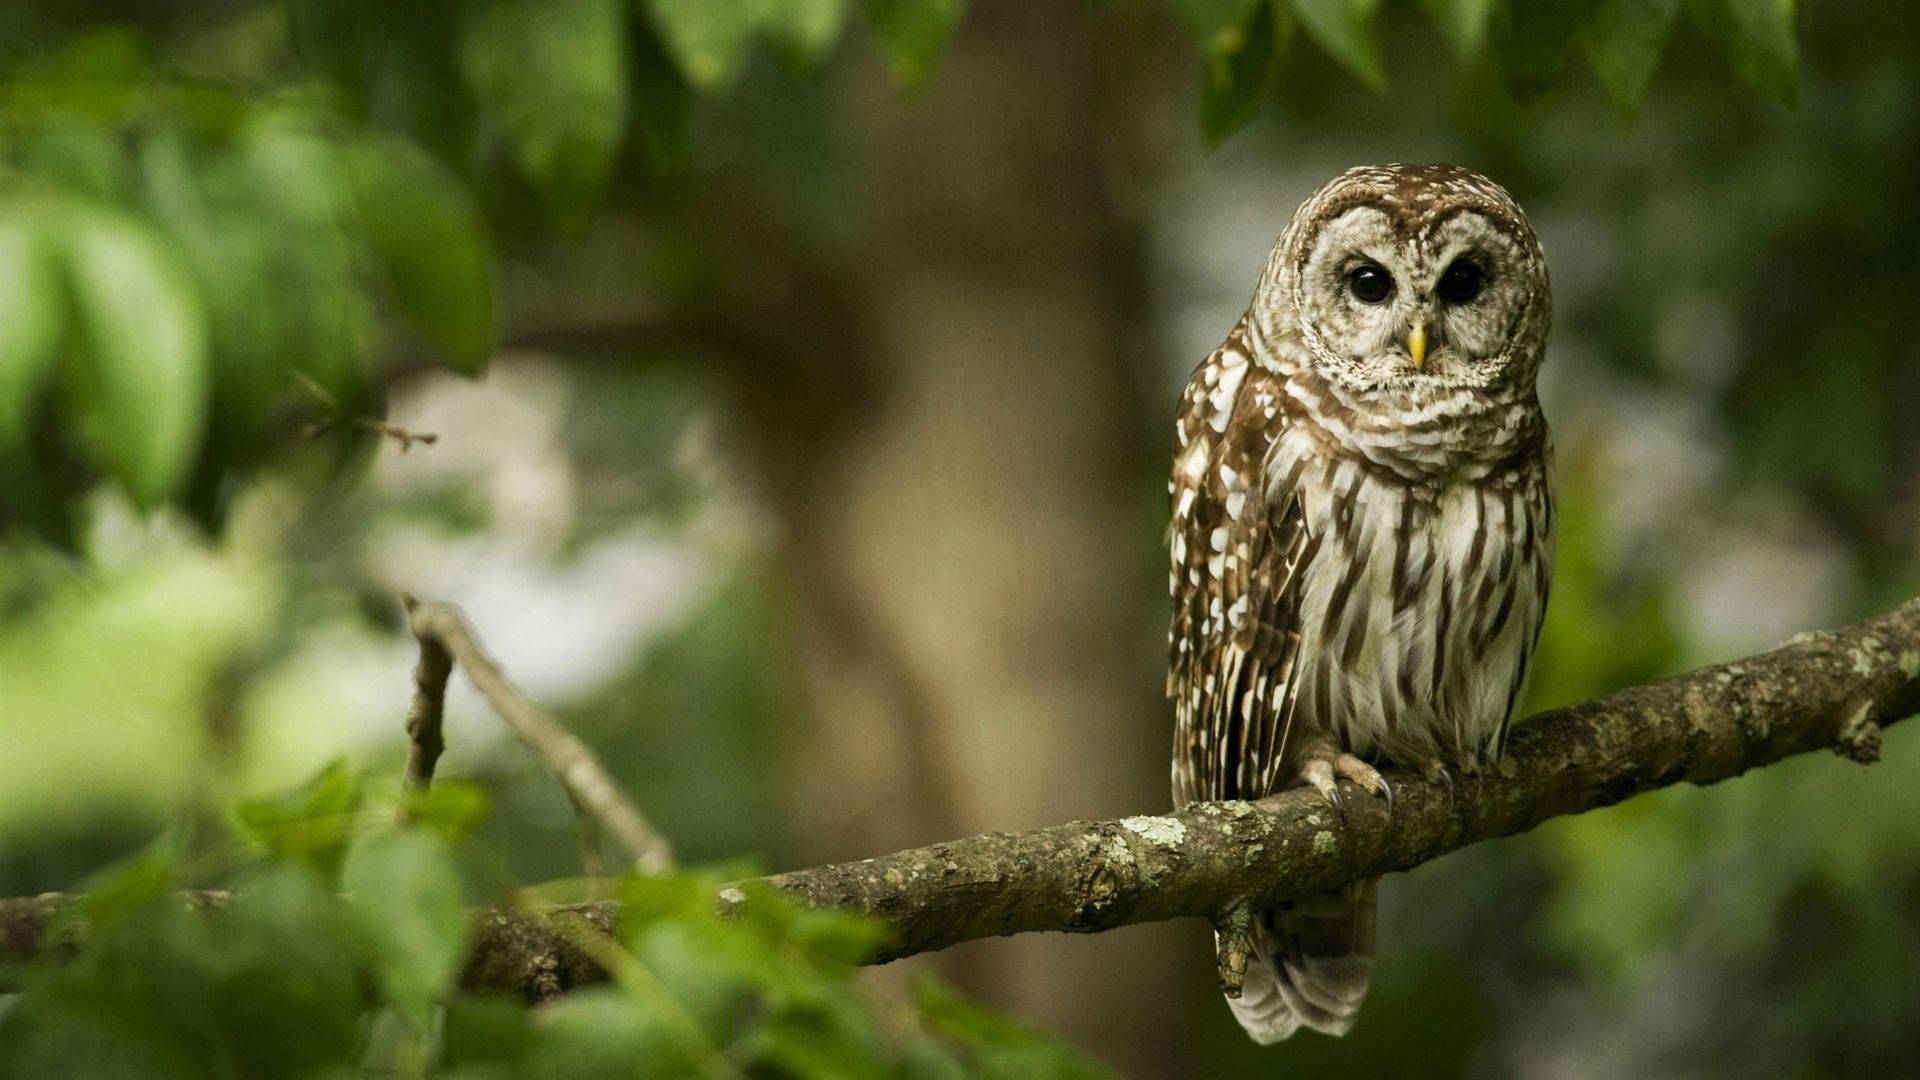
<box><xmin>1296</xmin><ymin>751</ymin><xmax>1390</xmax><ymax>819</ymax></box>
<box><xmin>1299</xmin><ymin>759</ymin><xmax>1344</xmax><ymax>815</ymax></box>
<box><xmin>1419</xmin><ymin>759</ymin><xmax>1456</xmax><ymax>805</ymax></box>
<box><xmin>1334</xmin><ymin>753</ymin><xmax>1390</xmax><ymax>804</ymax></box>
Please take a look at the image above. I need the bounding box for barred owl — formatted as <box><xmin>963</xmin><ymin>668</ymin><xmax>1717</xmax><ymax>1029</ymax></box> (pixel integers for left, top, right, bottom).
<box><xmin>1167</xmin><ymin>163</ymin><xmax>1554</xmax><ymax>1042</ymax></box>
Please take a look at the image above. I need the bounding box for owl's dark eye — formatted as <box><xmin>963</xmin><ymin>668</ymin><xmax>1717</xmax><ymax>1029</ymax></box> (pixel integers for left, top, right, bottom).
<box><xmin>1437</xmin><ymin>259</ymin><xmax>1486</xmax><ymax>304</ymax></box>
<box><xmin>1346</xmin><ymin>264</ymin><xmax>1393</xmax><ymax>304</ymax></box>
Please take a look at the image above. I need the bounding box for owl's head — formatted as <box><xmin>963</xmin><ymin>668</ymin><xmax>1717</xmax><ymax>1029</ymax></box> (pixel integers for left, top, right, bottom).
<box><xmin>1256</xmin><ymin>163</ymin><xmax>1551</xmax><ymax>392</ymax></box>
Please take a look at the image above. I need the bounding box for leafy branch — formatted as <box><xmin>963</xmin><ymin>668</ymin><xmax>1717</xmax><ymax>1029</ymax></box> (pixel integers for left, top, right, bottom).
<box><xmin>0</xmin><ymin>0</ymin><xmax>1802</xmax><ymax>541</ymax></box>
<box><xmin>460</xmin><ymin>596</ymin><xmax>1920</xmax><ymax>999</ymax></box>
<box><xmin>5</xmin><ymin>597</ymin><xmax>1913</xmax><ymax>1004</ymax></box>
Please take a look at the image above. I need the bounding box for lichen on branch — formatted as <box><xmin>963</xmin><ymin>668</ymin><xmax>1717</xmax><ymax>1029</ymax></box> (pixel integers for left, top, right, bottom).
<box><xmin>3</xmin><ymin>600</ymin><xmax>1915</xmax><ymax>1003</ymax></box>
<box><xmin>436</xmin><ymin>598</ymin><xmax>1920</xmax><ymax>998</ymax></box>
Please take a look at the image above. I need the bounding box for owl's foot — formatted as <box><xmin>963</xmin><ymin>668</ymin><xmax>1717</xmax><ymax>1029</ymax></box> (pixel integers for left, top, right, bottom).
<box><xmin>1296</xmin><ymin>746</ymin><xmax>1392</xmax><ymax>817</ymax></box>
<box><xmin>1417</xmin><ymin>758</ymin><xmax>1457</xmax><ymax>805</ymax></box>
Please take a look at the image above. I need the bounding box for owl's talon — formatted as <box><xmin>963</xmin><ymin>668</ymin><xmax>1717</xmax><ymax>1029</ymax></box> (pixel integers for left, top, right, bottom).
<box><xmin>1296</xmin><ymin>751</ymin><xmax>1390</xmax><ymax>819</ymax></box>
<box><xmin>1418</xmin><ymin>759</ymin><xmax>1456</xmax><ymax>806</ymax></box>
<box><xmin>1332</xmin><ymin>753</ymin><xmax>1389</xmax><ymax>803</ymax></box>
<box><xmin>1297</xmin><ymin>758</ymin><xmax>1343</xmax><ymax>814</ymax></box>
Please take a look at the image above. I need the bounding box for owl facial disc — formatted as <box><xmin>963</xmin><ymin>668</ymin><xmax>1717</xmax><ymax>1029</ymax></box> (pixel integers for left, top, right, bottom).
<box><xmin>1258</xmin><ymin>163</ymin><xmax>1551</xmax><ymax>393</ymax></box>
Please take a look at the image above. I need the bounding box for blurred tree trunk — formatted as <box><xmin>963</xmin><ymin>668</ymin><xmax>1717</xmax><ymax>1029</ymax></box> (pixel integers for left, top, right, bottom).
<box><xmin>717</xmin><ymin>3</ymin><xmax>1190</xmax><ymax>1073</ymax></box>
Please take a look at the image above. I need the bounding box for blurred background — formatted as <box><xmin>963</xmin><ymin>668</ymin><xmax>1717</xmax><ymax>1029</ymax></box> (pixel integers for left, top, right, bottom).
<box><xmin>2</xmin><ymin>1</ymin><xmax>1918</xmax><ymax>1077</ymax></box>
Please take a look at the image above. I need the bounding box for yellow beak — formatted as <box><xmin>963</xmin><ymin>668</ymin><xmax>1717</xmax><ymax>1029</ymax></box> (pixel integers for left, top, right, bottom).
<box><xmin>1407</xmin><ymin>318</ymin><xmax>1428</xmax><ymax>370</ymax></box>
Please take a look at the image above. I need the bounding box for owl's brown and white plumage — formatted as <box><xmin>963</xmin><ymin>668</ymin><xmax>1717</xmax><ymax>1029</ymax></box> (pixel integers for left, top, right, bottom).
<box><xmin>1168</xmin><ymin>164</ymin><xmax>1554</xmax><ymax>1043</ymax></box>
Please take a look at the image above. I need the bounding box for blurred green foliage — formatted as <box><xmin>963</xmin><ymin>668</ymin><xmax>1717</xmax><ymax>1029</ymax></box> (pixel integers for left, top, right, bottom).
<box><xmin>0</xmin><ymin>764</ymin><xmax>1111</xmax><ymax>1079</ymax></box>
<box><xmin>8</xmin><ymin>0</ymin><xmax>1919</xmax><ymax>1077</ymax></box>
<box><xmin>0</xmin><ymin>0</ymin><xmax>1795</xmax><ymax>542</ymax></box>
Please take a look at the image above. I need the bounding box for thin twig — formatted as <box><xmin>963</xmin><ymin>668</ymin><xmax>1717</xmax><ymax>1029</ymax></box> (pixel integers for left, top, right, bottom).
<box><xmin>356</xmin><ymin>418</ymin><xmax>439</xmax><ymax>452</ymax></box>
<box><xmin>291</xmin><ymin>370</ymin><xmax>439</xmax><ymax>452</ymax></box>
<box><xmin>299</xmin><ymin>416</ymin><xmax>440</xmax><ymax>452</ymax></box>
<box><xmin>566</xmin><ymin>788</ymin><xmax>608</xmax><ymax>898</ymax></box>
<box><xmin>398</xmin><ymin>594</ymin><xmax>676</xmax><ymax>874</ymax></box>
<box><xmin>399</xmin><ymin>617</ymin><xmax>454</xmax><ymax>811</ymax></box>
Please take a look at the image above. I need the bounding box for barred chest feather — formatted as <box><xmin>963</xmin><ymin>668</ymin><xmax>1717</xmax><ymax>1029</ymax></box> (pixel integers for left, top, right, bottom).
<box><xmin>1168</xmin><ymin>330</ymin><xmax>1554</xmax><ymax>799</ymax></box>
<box><xmin>1273</xmin><ymin>428</ymin><xmax>1552</xmax><ymax>766</ymax></box>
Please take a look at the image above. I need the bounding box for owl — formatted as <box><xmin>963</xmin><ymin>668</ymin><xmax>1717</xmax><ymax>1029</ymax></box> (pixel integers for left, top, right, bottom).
<box><xmin>1167</xmin><ymin>163</ymin><xmax>1554</xmax><ymax>1043</ymax></box>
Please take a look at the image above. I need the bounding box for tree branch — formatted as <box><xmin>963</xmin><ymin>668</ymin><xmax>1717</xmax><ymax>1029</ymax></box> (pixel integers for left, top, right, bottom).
<box><xmin>399</xmin><ymin>611</ymin><xmax>454</xmax><ymax>800</ymax></box>
<box><xmin>454</xmin><ymin>597</ymin><xmax>1919</xmax><ymax>996</ymax></box>
<box><xmin>399</xmin><ymin>594</ymin><xmax>676</xmax><ymax>874</ymax></box>
<box><xmin>4</xmin><ymin>600</ymin><xmax>1915</xmax><ymax>1001</ymax></box>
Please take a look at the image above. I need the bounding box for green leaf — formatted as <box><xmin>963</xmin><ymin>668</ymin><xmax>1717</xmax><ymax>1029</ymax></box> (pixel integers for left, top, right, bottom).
<box><xmin>742</xmin><ymin>1009</ymin><xmax>891</xmax><ymax>1080</ymax></box>
<box><xmin>1288</xmin><ymin>0</ymin><xmax>1384</xmax><ymax>90</ymax></box>
<box><xmin>32</xmin><ymin>27</ymin><xmax>149</xmax><ymax>122</ymax></box>
<box><xmin>1419</xmin><ymin>0</ymin><xmax>1497</xmax><ymax>58</ymax></box>
<box><xmin>458</xmin><ymin>0</ymin><xmax>629</xmax><ymax>213</ymax></box>
<box><xmin>286</xmin><ymin>0</ymin><xmax>392</xmax><ymax>99</ymax></box>
<box><xmin>522</xmin><ymin>988</ymin><xmax>684</xmax><ymax>1075</ymax></box>
<box><xmin>370</xmin><ymin>8</ymin><xmax>479</xmax><ymax>160</ymax></box>
<box><xmin>864</xmin><ymin>0</ymin><xmax>966</xmax><ymax>86</ymax></box>
<box><xmin>230</xmin><ymin>759</ymin><xmax>362</xmax><ymax>879</ymax></box>
<box><xmin>73</xmin><ymin>859</ymin><xmax>175</xmax><ymax>932</ymax></box>
<box><xmin>0</xmin><ymin>205</ymin><xmax>63</xmax><ymax>462</ymax></box>
<box><xmin>0</xmin><ymin>996</ymin><xmax>204</xmax><ymax>1080</ymax></box>
<box><xmin>13</xmin><ymin>119</ymin><xmax>133</xmax><ymax>202</ymax></box>
<box><xmin>140</xmin><ymin>118</ymin><xmax>378</xmax><ymax>465</ymax></box>
<box><xmin>1689</xmin><ymin>0</ymin><xmax>1796</xmax><ymax>106</ymax></box>
<box><xmin>617</xmin><ymin>868</ymin><xmax>731</xmax><ymax>939</ymax></box>
<box><xmin>766</xmin><ymin>0</ymin><xmax>854</xmax><ymax>62</ymax></box>
<box><xmin>212</xmin><ymin>863</ymin><xmax>371</xmax><ymax>1072</ymax></box>
<box><xmin>1169</xmin><ymin>0</ymin><xmax>1263</xmax><ymax>54</ymax></box>
<box><xmin>402</xmin><ymin>778</ymin><xmax>492</xmax><ymax>844</ymax></box>
<box><xmin>785</xmin><ymin>907</ymin><xmax>894</xmax><ymax>970</ymax></box>
<box><xmin>899</xmin><ymin>1039</ymin><xmax>973</xmax><ymax>1080</ymax></box>
<box><xmin>342</xmin><ymin>830</ymin><xmax>469</xmax><ymax>1023</ymax></box>
<box><xmin>913</xmin><ymin>976</ymin><xmax>1113</xmax><ymax>1079</ymax></box>
<box><xmin>342</xmin><ymin>136</ymin><xmax>495</xmax><ymax>371</ymax></box>
<box><xmin>645</xmin><ymin>0</ymin><xmax>765</xmax><ymax>88</ymax></box>
<box><xmin>72</xmin><ymin>829</ymin><xmax>189</xmax><ymax>933</ymax></box>
<box><xmin>58</xmin><ymin>204</ymin><xmax>209</xmax><ymax>507</ymax></box>
<box><xmin>1490</xmin><ymin>0</ymin><xmax>1604</xmax><ymax>98</ymax></box>
<box><xmin>1582</xmin><ymin>0</ymin><xmax>1681</xmax><ymax>114</ymax></box>
<box><xmin>629</xmin><ymin>22</ymin><xmax>694</xmax><ymax>175</ymax></box>
<box><xmin>441</xmin><ymin>995</ymin><xmax>537</xmax><ymax>1067</ymax></box>
<box><xmin>224</xmin><ymin>119</ymin><xmax>377</xmax><ymax>406</ymax></box>
<box><xmin>723</xmin><ymin>879</ymin><xmax>893</xmax><ymax>971</ymax></box>
<box><xmin>1200</xmin><ymin>1</ymin><xmax>1291</xmax><ymax>147</ymax></box>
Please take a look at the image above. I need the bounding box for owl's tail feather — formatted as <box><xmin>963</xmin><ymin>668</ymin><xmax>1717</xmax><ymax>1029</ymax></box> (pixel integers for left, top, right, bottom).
<box><xmin>1222</xmin><ymin>877</ymin><xmax>1377</xmax><ymax>1043</ymax></box>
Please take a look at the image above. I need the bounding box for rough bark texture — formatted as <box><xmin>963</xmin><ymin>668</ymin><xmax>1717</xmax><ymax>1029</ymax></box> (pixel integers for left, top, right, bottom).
<box><xmin>399</xmin><ymin>607</ymin><xmax>453</xmax><ymax>799</ymax></box>
<box><xmin>472</xmin><ymin>595</ymin><xmax>1920</xmax><ymax>986</ymax></box>
<box><xmin>758</xmin><ymin>608</ymin><xmax>1918</xmax><ymax>959</ymax></box>
<box><xmin>7</xmin><ymin>600</ymin><xmax>1911</xmax><ymax>999</ymax></box>
<box><xmin>460</xmin><ymin>902</ymin><xmax>621</xmax><ymax>1002</ymax></box>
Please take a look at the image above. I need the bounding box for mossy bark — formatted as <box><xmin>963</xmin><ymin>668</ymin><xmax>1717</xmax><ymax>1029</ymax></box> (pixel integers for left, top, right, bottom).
<box><xmin>5</xmin><ymin>599</ymin><xmax>1916</xmax><ymax>1000</ymax></box>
